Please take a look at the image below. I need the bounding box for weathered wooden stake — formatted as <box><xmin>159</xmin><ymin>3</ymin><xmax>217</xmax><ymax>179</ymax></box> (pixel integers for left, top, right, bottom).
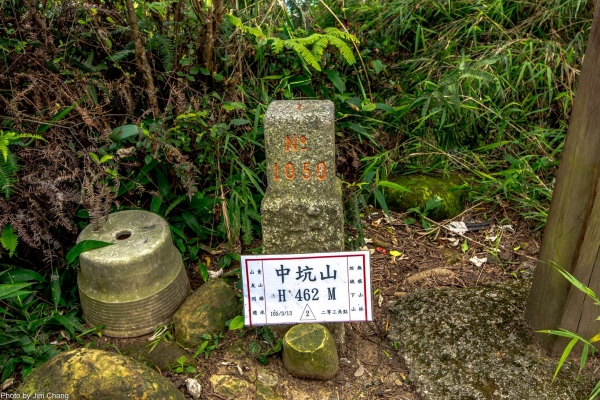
<box><xmin>525</xmin><ymin>5</ymin><xmax>600</xmax><ymax>355</ymax></box>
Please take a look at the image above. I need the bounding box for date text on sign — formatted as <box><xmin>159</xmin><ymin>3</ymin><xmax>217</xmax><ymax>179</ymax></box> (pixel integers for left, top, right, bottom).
<box><xmin>241</xmin><ymin>251</ymin><xmax>372</xmax><ymax>326</ymax></box>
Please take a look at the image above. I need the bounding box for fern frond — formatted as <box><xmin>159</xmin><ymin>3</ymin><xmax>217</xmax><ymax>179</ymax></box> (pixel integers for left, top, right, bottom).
<box><xmin>244</xmin><ymin>25</ymin><xmax>264</xmax><ymax>38</ymax></box>
<box><xmin>283</xmin><ymin>40</ymin><xmax>321</xmax><ymax>70</ymax></box>
<box><xmin>324</xmin><ymin>27</ymin><xmax>359</xmax><ymax>44</ymax></box>
<box><xmin>295</xmin><ymin>34</ymin><xmax>321</xmax><ymax>46</ymax></box>
<box><xmin>226</xmin><ymin>14</ymin><xmax>243</xmax><ymax>28</ymax></box>
<box><xmin>270</xmin><ymin>38</ymin><xmax>285</xmax><ymax>54</ymax></box>
<box><xmin>109</xmin><ymin>49</ymin><xmax>135</xmax><ymax>63</ymax></box>
<box><xmin>0</xmin><ymin>154</ymin><xmax>18</xmax><ymax>199</ymax></box>
<box><xmin>69</xmin><ymin>53</ymin><xmax>107</xmax><ymax>73</ymax></box>
<box><xmin>108</xmin><ymin>25</ymin><xmax>130</xmax><ymax>36</ymax></box>
<box><xmin>0</xmin><ymin>137</ymin><xmax>7</xmax><ymax>163</ymax></box>
<box><xmin>0</xmin><ymin>131</ymin><xmax>45</xmax><ymax>162</ymax></box>
<box><xmin>311</xmin><ymin>36</ymin><xmax>329</xmax><ymax>62</ymax></box>
<box><xmin>148</xmin><ymin>34</ymin><xmax>175</xmax><ymax>72</ymax></box>
<box><xmin>327</xmin><ymin>36</ymin><xmax>356</xmax><ymax>65</ymax></box>
<box><xmin>226</xmin><ymin>14</ymin><xmax>264</xmax><ymax>37</ymax></box>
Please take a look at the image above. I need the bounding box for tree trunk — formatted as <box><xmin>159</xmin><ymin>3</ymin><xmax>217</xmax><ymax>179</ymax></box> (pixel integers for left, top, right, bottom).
<box><xmin>525</xmin><ymin>5</ymin><xmax>600</xmax><ymax>355</ymax></box>
<box><xmin>124</xmin><ymin>0</ymin><xmax>159</xmax><ymax>114</ymax></box>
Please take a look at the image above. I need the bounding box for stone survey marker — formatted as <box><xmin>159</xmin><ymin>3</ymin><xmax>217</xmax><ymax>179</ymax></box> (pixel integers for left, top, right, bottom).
<box><xmin>261</xmin><ymin>100</ymin><xmax>344</xmax><ymax>254</ymax></box>
<box><xmin>242</xmin><ymin>251</ymin><xmax>372</xmax><ymax>326</ymax></box>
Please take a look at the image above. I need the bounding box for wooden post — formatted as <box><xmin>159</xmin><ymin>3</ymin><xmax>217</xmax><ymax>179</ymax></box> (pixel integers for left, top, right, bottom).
<box><xmin>525</xmin><ymin>5</ymin><xmax>600</xmax><ymax>355</ymax></box>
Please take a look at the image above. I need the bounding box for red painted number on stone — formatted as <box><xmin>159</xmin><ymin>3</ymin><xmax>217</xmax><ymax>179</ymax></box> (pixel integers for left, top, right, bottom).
<box><xmin>316</xmin><ymin>162</ymin><xmax>326</xmax><ymax>180</ymax></box>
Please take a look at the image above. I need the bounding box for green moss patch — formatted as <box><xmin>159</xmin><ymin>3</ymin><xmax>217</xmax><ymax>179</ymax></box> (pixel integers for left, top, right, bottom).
<box><xmin>17</xmin><ymin>348</ymin><xmax>184</xmax><ymax>400</ymax></box>
<box><xmin>385</xmin><ymin>174</ymin><xmax>466</xmax><ymax>221</ymax></box>
<box><xmin>122</xmin><ymin>339</ymin><xmax>197</xmax><ymax>371</ymax></box>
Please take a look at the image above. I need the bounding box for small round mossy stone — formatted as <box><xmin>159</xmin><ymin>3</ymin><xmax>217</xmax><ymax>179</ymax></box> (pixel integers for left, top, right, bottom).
<box><xmin>17</xmin><ymin>348</ymin><xmax>184</xmax><ymax>399</ymax></box>
<box><xmin>282</xmin><ymin>323</ymin><xmax>339</xmax><ymax>380</ymax></box>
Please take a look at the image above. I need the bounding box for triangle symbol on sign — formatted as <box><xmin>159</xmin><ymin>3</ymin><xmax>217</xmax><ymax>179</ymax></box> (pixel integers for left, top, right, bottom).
<box><xmin>300</xmin><ymin>304</ymin><xmax>316</xmax><ymax>320</ymax></box>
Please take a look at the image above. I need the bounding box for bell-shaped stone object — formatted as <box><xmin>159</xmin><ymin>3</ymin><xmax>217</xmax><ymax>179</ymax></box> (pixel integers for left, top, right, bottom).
<box><xmin>77</xmin><ymin>210</ymin><xmax>190</xmax><ymax>337</ymax></box>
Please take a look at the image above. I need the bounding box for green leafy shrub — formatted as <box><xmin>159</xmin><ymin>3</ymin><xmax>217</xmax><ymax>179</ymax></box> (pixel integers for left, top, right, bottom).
<box><xmin>538</xmin><ymin>263</ymin><xmax>600</xmax><ymax>400</ymax></box>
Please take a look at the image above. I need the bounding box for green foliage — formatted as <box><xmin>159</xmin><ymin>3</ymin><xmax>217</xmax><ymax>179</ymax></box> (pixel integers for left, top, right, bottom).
<box><xmin>0</xmin><ymin>130</ymin><xmax>45</xmax><ymax>199</ymax></box>
<box><xmin>172</xmin><ymin>356</ymin><xmax>196</xmax><ymax>374</ymax></box>
<box><xmin>248</xmin><ymin>326</ymin><xmax>283</xmax><ymax>365</ymax></box>
<box><xmin>147</xmin><ymin>323</ymin><xmax>174</xmax><ymax>353</ymax></box>
<box><xmin>227</xmin><ymin>315</ymin><xmax>245</xmax><ymax>331</ymax></box>
<box><xmin>0</xmin><ymin>153</ymin><xmax>18</xmax><ymax>199</ymax></box>
<box><xmin>227</xmin><ymin>14</ymin><xmax>358</xmax><ymax>71</ymax></box>
<box><xmin>0</xmin><ymin>224</ymin><xmax>17</xmax><ymax>257</ymax></box>
<box><xmin>193</xmin><ymin>333</ymin><xmax>223</xmax><ymax>360</ymax></box>
<box><xmin>65</xmin><ymin>240</ymin><xmax>114</xmax><ymax>266</ymax></box>
<box><xmin>0</xmin><ymin>266</ymin><xmax>97</xmax><ymax>384</ymax></box>
<box><xmin>537</xmin><ymin>263</ymin><xmax>600</xmax><ymax>400</ymax></box>
<box><xmin>313</xmin><ymin>0</ymin><xmax>591</xmax><ymax>226</ymax></box>
<box><xmin>408</xmin><ymin>196</ymin><xmax>443</xmax><ymax>230</ymax></box>
<box><xmin>147</xmin><ymin>34</ymin><xmax>175</xmax><ymax>72</ymax></box>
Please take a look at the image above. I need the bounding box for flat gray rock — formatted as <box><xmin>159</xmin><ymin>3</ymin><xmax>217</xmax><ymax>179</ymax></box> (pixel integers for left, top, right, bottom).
<box><xmin>388</xmin><ymin>279</ymin><xmax>594</xmax><ymax>399</ymax></box>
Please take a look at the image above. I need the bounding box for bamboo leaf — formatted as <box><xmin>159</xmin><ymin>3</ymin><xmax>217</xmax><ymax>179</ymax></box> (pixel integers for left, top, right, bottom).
<box><xmin>553</xmin><ymin>337</ymin><xmax>578</xmax><ymax>382</ymax></box>
<box><xmin>66</xmin><ymin>240</ymin><xmax>113</xmax><ymax>265</ymax></box>
<box><xmin>0</xmin><ymin>283</ymin><xmax>32</xmax><ymax>301</ymax></box>
<box><xmin>377</xmin><ymin>181</ymin><xmax>412</xmax><ymax>193</ymax></box>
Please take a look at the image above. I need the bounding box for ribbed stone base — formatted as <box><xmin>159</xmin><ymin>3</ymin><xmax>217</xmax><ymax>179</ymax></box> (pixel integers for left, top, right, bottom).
<box><xmin>80</xmin><ymin>265</ymin><xmax>190</xmax><ymax>337</ymax></box>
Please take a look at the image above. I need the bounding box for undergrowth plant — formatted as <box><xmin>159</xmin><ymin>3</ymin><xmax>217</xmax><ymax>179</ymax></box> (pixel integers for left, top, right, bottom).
<box><xmin>0</xmin><ymin>130</ymin><xmax>45</xmax><ymax>199</ymax></box>
<box><xmin>0</xmin><ymin>265</ymin><xmax>98</xmax><ymax>384</ymax></box>
<box><xmin>319</xmin><ymin>0</ymin><xmax>589</xmax><ymax>226</ymax></box>
<box><xmin>538</xmin><ymin>264</ymin><xmax>600</xmax><ymax>400</ymax></box>
<box><xmin>0</xmin><ymin>240</ymin><xmax>110</xmax><ymax>384</ymax></box>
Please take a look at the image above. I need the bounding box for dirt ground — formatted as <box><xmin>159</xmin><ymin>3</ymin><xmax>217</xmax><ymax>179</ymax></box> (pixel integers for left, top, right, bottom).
<box><xmin>61</xmin><ymin>204</ymin><xmax>547</xmax><ymax>399</ymax></box>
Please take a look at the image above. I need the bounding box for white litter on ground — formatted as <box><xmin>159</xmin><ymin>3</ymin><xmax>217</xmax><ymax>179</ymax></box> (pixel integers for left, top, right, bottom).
<box><xmin>446</xmin><ymin>221</ymin><xmax>468</xmax><ymax>235</ymax></box>
<box><xmin>469</xmin><ymin>256</ymin><xmax>487</xmax><ymax>267</ymax></box>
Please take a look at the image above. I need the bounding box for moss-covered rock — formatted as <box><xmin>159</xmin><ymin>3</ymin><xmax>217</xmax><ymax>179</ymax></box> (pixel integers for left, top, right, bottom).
<box><xmin>173</xmin><ymin>278</ymin><xmax>239</xmax><ymax>348</ymax></box>
<box><xmin>282</xmin><ymin>323</ymin><xmax>338</xmax><ymax>380</ymax></box>
<box><xmin>209</xmin><ymin>375</ymin><xmax>249</xmax><ymax>399</ymax></box>
<box><xmin>122</xmin><ymin>339</ymin><xmax>197</xmax><ymax>371</ymax></box>
<box><xmin>256</xmin><ymin>381</ymin><xmax>283</xmax><ymax>400</ymax></box>
<box><xmin>387</xmin><ymin>280</ymin><xmax>595</xmax><ymax>399</ymax></box>
<box><xmin>17</xmin><ymin>348</ymin><xmax>183</xmax><ymax>400</ymax></box>
<box><xmin>385</xmin><ymin>174</ymin><xmax>466</xmax><ymax>221</ymax></box>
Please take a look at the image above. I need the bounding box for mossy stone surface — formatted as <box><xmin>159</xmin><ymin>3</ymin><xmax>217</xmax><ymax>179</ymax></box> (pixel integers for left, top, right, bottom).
<box><xmin>17</xmin><ymin>348</ymin><xmax>183</xmax><ymax>400</ymax></box>
<box><xmin>387</xmin><ymin>279</ymin><xmax>595</xmax><ymax>399</ymax></box>
<box><xmin>261</xmin><ymin>100</ymin><xmax>344</xmax><ymax>255</ymax></box>
<box><xmin>256</xmin><ymin>381</ymin><xmax>283</xmax><ymax>400</ymax></box>
<box><xmin>385</xmin><ymin>174</ymin><xmax>465</xmax><ymax>221</ymax></box>
<box><xmin>282</xmin><ymin>323</ymin><xmax>339</xmax><ymax>380</ymax></box>
<box><xmin>122</xmin><ymin>339</ymin><xmax>197</xmax><ymax>371</ymax></box>
<box><xmin>209</xmin><ymin>375</ymin><xmax>249</xmax><ymax>399</ymax></box>
<box><xmin>173</xmin><ymin>279</ymin><xmax>239</xmax><ymax>348</ymax></box>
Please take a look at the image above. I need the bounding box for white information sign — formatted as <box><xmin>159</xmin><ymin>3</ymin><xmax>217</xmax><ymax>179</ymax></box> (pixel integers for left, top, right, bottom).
<box><xmin>241</xmin><ymin>251</ymin><xmax>372</xmax><ymax>326</ymax></box>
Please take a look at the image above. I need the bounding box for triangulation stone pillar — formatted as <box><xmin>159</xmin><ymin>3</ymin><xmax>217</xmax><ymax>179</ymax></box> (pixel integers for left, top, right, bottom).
<box><xmin>261</xmin><ymin>100</ymin><xmax>345</xmax><ymax>351</ymax></box>
<box><xmin>261</xmin><ymin>100</ymin><xmax>344</xmax><ymax>254</ymax></box>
